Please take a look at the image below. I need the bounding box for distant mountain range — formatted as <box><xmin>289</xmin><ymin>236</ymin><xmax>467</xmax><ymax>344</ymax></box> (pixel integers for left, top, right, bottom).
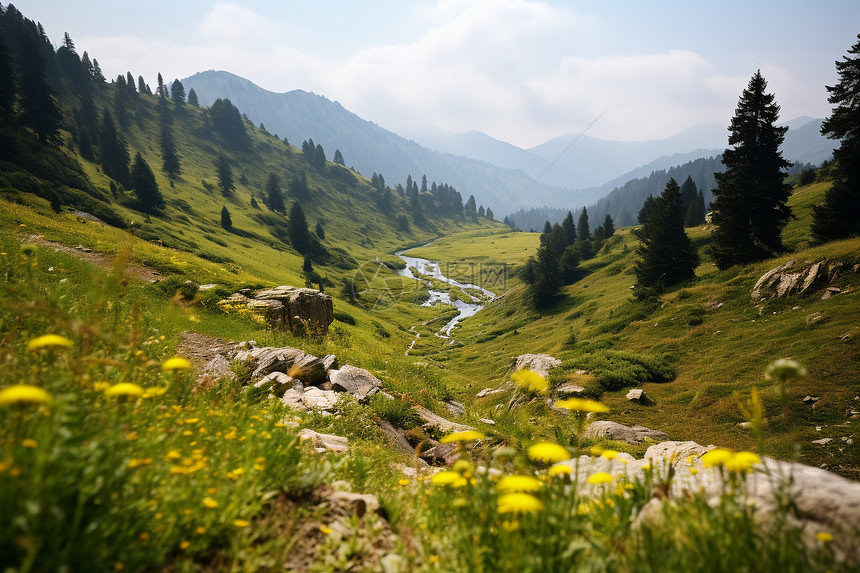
<box><xmin>182</xmin><ymin>70</ymin><xmax>834</xmax><ymax>216</ymax></box>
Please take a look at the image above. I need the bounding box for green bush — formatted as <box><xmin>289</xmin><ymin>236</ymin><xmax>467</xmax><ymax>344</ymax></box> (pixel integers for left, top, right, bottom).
<box><xmin>561</xmin><ymin>350</ymin><xmax>676</xmax><ymax>392</ymax></box>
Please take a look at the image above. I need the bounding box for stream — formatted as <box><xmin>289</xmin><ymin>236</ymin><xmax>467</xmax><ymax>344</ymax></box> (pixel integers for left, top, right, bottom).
<box><xmin>395</xmin><ymin>249</ymin><xmax>497</xmax><ymax>340</ymax></box>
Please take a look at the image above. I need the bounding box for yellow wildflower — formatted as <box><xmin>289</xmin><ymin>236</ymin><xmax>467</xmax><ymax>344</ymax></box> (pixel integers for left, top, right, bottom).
<box><xmin>549</xmin><ymin>464</ymin><xmax>573</xmax><ymax>477</ymax></box>
<box><xmin>430</xmin><ymin>471</ymin><xmax>461</xmax><ymax>486</ymax></box>
<box><xmin>502</xmin><ymin>519</ymin><xmax>520</xmax><ymax>531</ymax></box>
<box><xmin>724</xmin><ymin>451</ymin><xmax>762</xmax><ymax>473</ymax></box>
<box><xmin>104</xmin><ymin>383</ymin><xmax>144</xmax><ymax>398</ymax></box>
<box><xmin>816</xmin><ymin>531</ymin><xmax>833</xmax><ymax>543</ymax></box>
<box><xmin>166</xmin><ymin>449</ymin><xmax>182</xmax><ymax>460</ymax></box>
<box><xmin>497</xmin><ymin>493</ymin><xmax>544</xmax><ymax>514</ymax></box>
<box><xmin>496</xmin><ymin>475</ymin><xmax>542</xmax><ymax>493</ymax></box>
<box><xmin>398</xmin><ymin>479</ymin><xmax>410</xmax><ymax>486</ymax></box>
<box><xmin>162</xmin><ymin>357</ymin><xmax>192</xmax><ymax>371</ymax></box>
<box><xmin>27</xmin><ymin>334</ymin><xmax>72</xmax><ymax>351</ymax></box>
<box><xmin>554</xmin><ymin>397</ymin><xmax>609</xmax><ymax>413</ymax></box>
<box><xmin>527</xmin><ymin>442</ymin><xmax>570</xmax><ymax>464</ymax></box>
<box><xmin>142</xmin><ymin>386</ymin><xmax>167</xmax><ymax>398</ymax></box>
<box><xmin>601</xmin><ymin>450</ymin><xmax>620</xmax><ymax>460</ymax></box>
<box><xmin>21</xmin><ymin>438</ymin><xmax>38</xmax><ymax>448</ymax></box>
<box><xmin>439</xmin><ymin>430</ymin><xmax>485</xmax><ymax>443</ymax></box>
<box><xmin>93</xmin><ymin>382</ymin><xmax>111</xmax><ymax>392</ymax></box>
<box><xmin>0</xmin><ymin>384</ymin><xmax>52</xmax><ymax>406</ymax></box>
<box><xmin>320</xmin><ymin>525</ymin><xmax>333</xmax><ymax>535</ymax></box>
<box><xmin>233</xmin><ymin>519</ymin><xmax>250</xmax><ymax>527</ymax></box>
<box><xmin>179</xmin><ymin>541</ymin><xmax>190</xmax><ymax>550</ymax></box>
<box><xmin>690</xmin><ymin>467</ymin><xmax>699</xmax><ymax>476</ymax></box>
<box><xmin>587</xmin><ymin>472</ymin><xmax>614</xmax><ymax>485</ymax></box>
<box><xmin>196</xmin><ymin>526</ymin><xmax>206</xmax><ymax>535</ymax></box>
<box><xmin>202</xmin><ymin>497</ymin><xmax>219</xmax><ymax>508</ymax></box>
<box><xmin>700</xmin><ymin>448</ymin><xmax>733</xmax><ymax>468</ymax></box>
<box><xmin>512</xmin><ymin>369</ymin><xmax>548</xmax><ymax>393</ymax></box>
<box><xmin>452</xmin><ymin>459</ymin><xmax>475</xmax><ymax>476</ymax></box>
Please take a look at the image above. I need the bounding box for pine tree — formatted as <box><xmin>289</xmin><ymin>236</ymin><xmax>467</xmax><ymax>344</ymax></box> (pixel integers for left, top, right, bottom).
<box><xmin>634</xmin><ymin>178</ymin><xmax>699</xmax><ymax>294</ymax></box>
<box><xmin>130</xmin><ymin>152</ymin><xmax>164</xmax><ymax>213</ymax></box>
<box><xmin>603</xmin><ymin>213</ymin><xmax>615</xmax><ymax>238</ymax></box>
<box><xmin>333</xmin><ymin>149</ymin><xmax>344</xmax><ymax>165</ymax></box>
<box><xmin>679</xmin><ymin>176</ymin><xmax>698</xmax><ymax>223</ymax></box>
<box><xmin>264</xmin><ymin>172</ymin><xmax>285</xmax><ymax>213</ymax></box>
<box><xmin>315</xmin><ymin>221</ymin><xmax>325</xmax><ymax>240</ymax></box>
<box><xmin>465</xmin><ymin>195</ymin><xmax>477</xmax><ymax>216</ymax></box>
<box><xmin>0</xmin><ymin>35</ymin><xmax>16</xmax><ymax>118</ymax></box>
<box><xmin>478</xmin><ymin>205</ymin><xmax>485</xmax><ymax>217</ymax></box>
<box><xmin>287</xmin><ymin>201</ymin><xmax>312</xmax><ymax>253</ymax></box>
<box><xmin>160</xmin><ymin>121</ymin><xmax>181</xmax><ymax>175</ymax></box>
<box><xmin>156</xmin><ymin>73</ymin><xmax>167</xmax><ymax>97</ymax></box>
<box><xmin>486</xmin><ymin>207</ymin><xmax>494</xmax><ymax>220</ymax></box>
<box><xmin>187</xmin><ymin>88</ymin><xmax>199</xmax><ymax>106</ymax></box>
<box><xmin>99</xmin><ymin>110</ymin><xmax>129</xmax><ymax>183</ymax></box>
<box><xmin>812</xmin><ymin>34</ymin><xmax>860</xmax><ymax>242</ymax></box>
<box><xmin>561</xmin><ymin>211</ymin><xmax>577</xmax><ymax>246</ymax></box>
<box><xmin>220</xmin><ymin>205</ymin><xmax>232</xmax><ymax>229</ymax></box>
<box><xmin>577</xmin><ymin>207</ymin><xmax>590</xmax><ymax>241</ymax></box>
<box><xmin>170</xmin><ymin>79</ymin><xmax>186</xmax><ymax>104</ymax></box>
<box><xmin>710</xmin><ymin>71</ymin><xmax>791</xmax><ymax>269</ymax></box>
<box><xmin>209</xmin><ymin>98</ymin><xmax>250</xmax><ymax>149</ymax></box>
<box><xmin>213</xmin><ymin>153</ymin><xmax>235</xmax><ymax>196</ymax></box>
<box><xmin>685</xmin><ymin>190</ymin><xmax>706</xmax><ymax>227</ymax></box>
<box><xmin>17</xmin><ymin>24</ymin><xmax>61</xmax><ymax>144</ymax></box>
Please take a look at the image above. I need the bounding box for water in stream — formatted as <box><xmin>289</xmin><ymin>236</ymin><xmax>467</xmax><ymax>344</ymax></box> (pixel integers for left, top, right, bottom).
<box><xmin>395</xmin><ymin>250</ymin><xmax>497</xmax><ymax>338</ymax></box>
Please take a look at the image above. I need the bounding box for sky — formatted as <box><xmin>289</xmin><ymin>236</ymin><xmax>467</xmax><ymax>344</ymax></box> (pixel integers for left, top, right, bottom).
<box><xmin>10</xmin><ymin>0</ymin><xmax>860</xmax><ymax>148</ymax></box>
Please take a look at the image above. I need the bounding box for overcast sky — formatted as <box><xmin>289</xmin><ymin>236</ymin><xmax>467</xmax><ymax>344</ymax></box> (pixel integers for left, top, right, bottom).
<box><xmin>10</xmin><ymin>0</ymin><xmax>860</xmax><ymax>147</ymax></box>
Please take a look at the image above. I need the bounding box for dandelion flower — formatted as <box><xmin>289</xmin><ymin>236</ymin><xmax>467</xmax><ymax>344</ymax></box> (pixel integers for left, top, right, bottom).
<box><xmin>431</xmin><ymin>471</ymin><xmax>461</xmax><ymax>486</ymax></box>
<box><xmin>452</xmin><ymin>459</ymin><xmax>475</xmax><ymax>476</ymax></box>
<box><xmin>497</xmin><ymin>493</ymin><xmax>544</xmax><ymax>514</ymax></box>
<box><xmin>548</xmin><ymin>464</ymin><xmax>572</xmax><ymax>477</ymax></box>
<box><xmin>202</xmin><ymin>497</ymin><xmax>219</xmax><ymax>508</ymax></box>
<box><xmin>587</xmin><ymin>472</ymin><xmax>614</xmax><ymax>485</ymax></box>
<box><xmin>816</xmin><ymin>531</ymin><xmax>833</xmax><ymax>543</ymax></box>
<box><xmin>601</xmin><ymin>450</ymin><xmax>620</xmax><ymax>460</ymax></box>
<box><xmin>554</xmin><ymin>397</ymin><xmax>609</xmax><ymax>413</ymax></box>
<box><xmin>512</xmin><ymin>369</ymin><xmax>548</xmax><ymax>394</ymax></box>
<box><xmin>496</xmin><ymin>475</ymin><xmax>542</xmax><ymax>493</ymax></box>
<box><xmin>527</xmin><ymin>442</ymin><xmax>570</xmax><ymax>464</ymax></box>
<box><xmin>21</xmin><ymin>438</ymin><xmax>38</xmax><ymax>448</ymax></box>
<box><xmin>233</xmin><ymin>519</ymin><xmax>250</xmax><ymax>527</ymax></box>
<box><xmin>700</xmin><ymin>448</ymin><xmax>733</xmax><ymax>468</ymax></box>
<box><xmin>0</xmin><ymin>384</ymin><xmax>52</xmax><ymax>406</ymax></box>
<box><xmin>26</xmin><ymin>334</ymin><xmax>72</xmax><ymax>351</ymax></box>
<box><xmin>142</xmin><ymin>386</ymin><xmax>167</xmax><ymax>398</ymax></box>
<box><xmin>179</xmin><ymin>541</ymin><xmax>190</xmax><ymax>550</ymax></box>
<box><xmin>162</xmin><ymin>357</ymin><xmax>192</xmax><ymax>371</ymax></box>
<box><xmin>724</xmin><ymin>451</ymin><xmax>762</xmax><ymax>473</ymax></box>
<box><xmin>104</xmin><ymin>383</ymin><xmax>144</xmax><ymax>398</ymax></box>
<box><xmin>439</xmin><ymin>430</ymin><xmax>485</xmax><ymax>444</ymax></box>
<box><xmin>398</xmin><ymin>479</ymin><xmax>410</xmax><ymax>486</ymax></box>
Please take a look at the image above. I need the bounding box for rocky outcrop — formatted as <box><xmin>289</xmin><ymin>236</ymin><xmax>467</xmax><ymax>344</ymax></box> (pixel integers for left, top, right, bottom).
<box><xmin>299</xmin><ymin>428</ymin><xmax>349</xmax><ymax>453</ymax></box>
<box><xmin>234</xmin><ymin>346</ymin><xmax>327</xmax><ymax>384</ymax></box>
<box><xmin>329</xmin><ymin>364</ymin><xmax>382</xmax><ymax>402</ymax></box>
<box><xmin>751</xmin><ymin>259</ymin><xmax>857</xmax><ymax>300</ymax></box>
<box><xmin>513</xmin><ymin>353</ymin><xmax>561</xmax><ymax>378</ymax></box>
<box><xmin>584</xmin><ymin>421</ymin><xmax>668</xmax><ymax>444</ymax></box>
<box><xmin>221</xmin><ymin>285</ymin><xmax>334</xmax><ymax>334</ymax></box>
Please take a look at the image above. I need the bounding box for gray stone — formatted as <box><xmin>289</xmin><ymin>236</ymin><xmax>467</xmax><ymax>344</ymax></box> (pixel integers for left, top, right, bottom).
<box><xmin>626</xmin><ymin>388</ymin><xmax>646</xmax><ymax>402</ymax></box>
<box><xmin>280</xmin><ymin>388</ymin><xmax>305</xmax><ymax>411</ymax></box>
<box><xmin>513</xmin><ymin>353</ymin><xmax>561</xmax><ymax>378</ymax></box>
<box><xmin>329</xmin><ymin>364</ymin><xmax>383</xmax><ymax>401</ymax></box>
<box><xmin>811</xmin><ymin>438</ymin><xmax>833</xmax><ymax>445</ymax></box>
<box><xmin>220</xmin><ymin>285</ymin><xmax>334</xmax><ymax>334</ymax></box>
<box><xmin>414</xmin><ymin>405</ymin><xmax>475</xmax><ymax>433</ymax></box>
<box><xmin>585</xmin><ymin>421</ymin><xmax>669</xmax><ymax>444</ymax></box>
<box><xmin>556</xmin><ymin>383</ymin><xmax>585</xmax><ymax>396</ymax></box>
<box><xmin>301</xmin><ymin>387</ymin><xmax>340</xmax><ymax>411</ymax></box>
<box><xmin>802</xmin><ymin>395</ymin><xmax>820</xmax><ymax>405</ymax></box>
<box><xmin>420</xmin><ymin>442</ymin><xmax>461</xmax><ymax>466</ymax></box>
<box><xmin>253</xmin><ymin>372</ymin><xmax>295</xmax><ymax>397</ymax></box>
<box><xmin>445</xmin><ymin>400</ymin><xmax>466</xmax><ymax>416</ymax></box>
<box><xmin>299</xmin><ymin>428</ymin><xmax>349</xmax><ymax>453</ymax></box>
<box><xmin>480</xmin><ymin>418</ymin><xmax>496</xmax><ymax>425</ymax></box>
<box><xmin>322</xmin><ymin>354</ymin><xmax>338</xmax><ymax>371</ymax></box>
<box><xmin>476</xmin><ymin>384</ymin><xmax>511</xmax><ymax>398</ymax></box>
<box><xmin>200</xmin><ymin>354</ymin><xmax>233</xmax><ymax>380</ymax></box>
<box><xmin>288</xmin><ymin>353</ymin><xmax>327</xmax><ymax>385</ymax></box>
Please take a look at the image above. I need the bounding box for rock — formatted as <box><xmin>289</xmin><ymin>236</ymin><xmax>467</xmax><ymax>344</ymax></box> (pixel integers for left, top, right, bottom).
<box><xmin>420</xmin><ymin>442</ymin><xmax>461</xmax><ymax>466</ymax></box>
<box><xmin>281</xmin><ymin>388</ymin><xmax>306</xmax><ymax>411</ymax></box>
<box><xmin>326</xmin><ymin>489</ymin><xmax>380</xmax><ymax>516</ymax></box>
<box><xmin>253</xmin><ymin>372</ymin><xmax>296</xmax><ymax>397</ymax></box>
<box><xmin>752</xmin><ymin>259</ymin><xmax>856</xmax><ymax>301</ymax></box>
<box><xmin>445</xmin><ymin>400</ymin><xmax>466</xmax><ymax>416</ymax></box>
<box><xmin>220</xmin><ymin>285</ymin><xmax>334</xmax><ymax>334</ymax></box>
<box><xmin>803</xmin><ymin>395</ymin><xmax>821</xmax><ymax>405</ymax></box>
<box><xmin>299</xmin><ymin>428</ymin><xmax>349</xmax><ymax>453</ymax></box>
<box><xmin>414</xmin><ymin>405</ymin><xmax>476</xmax><ymax>433</ymax></box>
<box><xmin>585</xmin><ymin>421</ymin><xmax>669</xmax><ymax>444</ymax></box>
<box><xmin>821</xmin><ymin>287</ymin><xmax>842</xmax><ymax>301</ymax></box>
<box><xmin>477</xmin><ymin>384</ymin><xmax>512</xmax><ymax>398</ymax></box>
<box><xmin>322</xmin><ymin>354</ymin><xmax>338</xmax><ymax>371</ymax></box>
<box><xmin>480</xmin><ymin>418</ymin><xmax>496</xmax><ymax>425</ymax></box>
<box><xmin>806</xmin><ymin>312</ymin><xmax>824</xmax><ymax>327</ymax></box>
<box><xmin>329</xmin><ymin>364</ymin><xmax>383</xmax><ymax>401</ymax></box>
<box><xmin>198</xmin><ymin>283</ymin><xmax>218</xmax><ymax>291</ymax></box>
<box><xmin>626</xmin><ymin>388</ymin><xmax>648</xmax><ymax>402</ymax></box>
<box><xmin>556</xmin><ymin>383</ymin><xmax>585</xmax><ymax>396</ymax></box>
<box><xmin>513</xmin><ymin>353</ymin><xmax>561</xmax><ymax>378</ymax></box>
<box><xmin>200</xmin><ymin>354</ymin><xmax>233</xmax><ymax>380</ymax></box>
<box><xmin>811</xmin><ymin>438</ymin><xmax>833</xmax><ymax>445</ymax></box>
<box><xmin>234</xmin><ymin>346</ymin><xmax>325</xmax><ymax>383</ymax></box>
<box><xmin>301</xmin><ymin>387</ymin><xmax>340</xmax><ymax>411</ymax></box>
<box><xmin>377</xmin><ymin>420</ymin><xmax>424</xmax><ymax>460</ymax></box>
<box><xmin>751</xmin><ymin>260</ymin><xmax>796</xmax><ymax>300</ymax></box>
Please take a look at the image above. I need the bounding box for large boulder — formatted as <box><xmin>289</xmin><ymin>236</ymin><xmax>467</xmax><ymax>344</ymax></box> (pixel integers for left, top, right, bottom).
<box><xmin>234</xmin><ymin>346</ymin><xmax>326</xmax><ymax>384</ymax></box>
<box><xmin>221</xmin><ymin>286</ymin><xmax>334</xmax><ymax>334</ymax></box>
<box><xmin>584</xmin><ymin>420</ymin><xmax>669</xmax><ymax>444</ymax></box>
<box><xmin>329</xmin><ymin>364</ymin><xmax>383</xmax><ymax>401</ymax></box>
<box><xmin>513</xmin><ymin>353</ymin><xmax>561</xmax><ymax>379</ymax></box>
<box><xmin>751</xmin><ymin>259</ymin><xmax>855</xmax><ymax>300</ymax></box>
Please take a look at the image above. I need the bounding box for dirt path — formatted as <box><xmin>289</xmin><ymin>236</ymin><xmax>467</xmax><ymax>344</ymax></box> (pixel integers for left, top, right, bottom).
<box><xmin>24</xmin><ymin>234</ymin><xmax>163</xmax><ymax>283</ymax></box>
<box><xmin>174</xmin><ymin>331</ymin><xmax>238</xmax><ymax>370</ymax></box>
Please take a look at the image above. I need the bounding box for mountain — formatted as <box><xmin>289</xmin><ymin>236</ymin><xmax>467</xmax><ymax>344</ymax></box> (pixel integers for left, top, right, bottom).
<box><xmin>182</xmin><ymin>71</ymin><xmax>580</xmax><ymax>216</ymax></box>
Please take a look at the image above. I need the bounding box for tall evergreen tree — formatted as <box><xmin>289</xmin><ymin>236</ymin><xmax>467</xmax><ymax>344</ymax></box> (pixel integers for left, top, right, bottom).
<box><xmin>633</xmin><ymin>178</ymin><xmax>699</xmax><ymax>293</ymax></box>
<box><xmin>212</xmin><ymin>153</ymin><xmax>235</xmax><ymax>196</ymax></box>
<box><xmin>710</xmin><ymin>71</ymin><xmax>791</xmax><ymax>269</ymax></box>
<box><xmin>333</xmin><ymin>149</ymin><xmax>344</xmax><ymax>165</ymax></box>
<box><xmin>264</xmin><ymin>172</ymin><xmax>285</xmax><ymax>213</ymax></box>
<box><xmin>812</xmin><ymin>34</ymin><xmax>860</xmax><ymax>242</ymax></box>
<box><xmin>156</xmin><ymin>73</ymin><xmax>167</xmax><ymax>97</ymax></box>
<box><xmin>561</xmin><ymin>211</ymin><xmax>577</xmax><ymax>246</ymax></box>
<box><xmin>685</xmin><ymin>190</ymin><xmax>706</xmax><ymax>227</ymax></box>
<box><xmin>17</xmin><ymin>24</ymin><xmax>61</xmax><ymax>144</ymax></box>
<box><xmin>170</xmin><ymin>78</ymin><xmax>186</xmax><ymax>104</ymax></box>
<box><xmin>602</xmin><ymin>213</ymin><xmax>615</xmax><ymax>238</ymax></box>
<box><xmin>287</xmin><ymin>201</ymin><xmax>312</xmax><ymax>254</ymax></box>
<box><xmin>465</xmin><ymin>194</ymin><xmax>477</xmax><ymax>216</ymax></box>
<box><xmin>160</xmin><ymin>121</ymin><xmax>181</xmax><ymax>175</ymax></box>
<box><xmin>209</xmin><ymin>98</ymin><xmax>250</xmax><ymax>149</ymax></box>
<box><xmin>577</xmin><ymin>207</ymin><xmax>590</xmax><ymax>241</ymax></box>
<box><xmin>130</xmin><ymin>152</ymin><xmax>164</xmax><ymax>213</ymax></box>
<box><xmin>0</xmin><ymin>35</ymin><xmax>16</xmax><ymax>118</ymax></box>
<box><xmin>679</xmin><ymin>176</ymin><xmax>698</xmax><ymax>221</ymax></box>
<box><xmin>187</xmin><ymin>88</ymin><xmax>199</xmax><ymax>106</ymax></box>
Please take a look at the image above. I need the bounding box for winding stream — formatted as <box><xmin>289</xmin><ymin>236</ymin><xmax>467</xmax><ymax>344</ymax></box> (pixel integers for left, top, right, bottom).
<box><xmin>395</xmin><ymin>248</ymin><xmax>497</xmax><ymax>339</ymax></box>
